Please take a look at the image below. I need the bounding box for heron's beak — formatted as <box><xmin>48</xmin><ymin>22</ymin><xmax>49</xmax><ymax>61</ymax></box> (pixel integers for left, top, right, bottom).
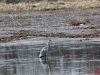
<box><xmin>51</xmin><ymin>40</ymin><xmax>55</xmax><ymax>43</ymax></box>
<box><xmin>49</xmin><ymin>40</ymin><xmax>55</xmax><ymax>43</ymax></box>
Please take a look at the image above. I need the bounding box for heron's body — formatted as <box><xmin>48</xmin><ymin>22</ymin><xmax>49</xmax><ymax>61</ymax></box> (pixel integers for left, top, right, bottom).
<box><xmin>39</xmin><ymin>40</ymin><xmax>51</xmax><ymax>58</ymax></box>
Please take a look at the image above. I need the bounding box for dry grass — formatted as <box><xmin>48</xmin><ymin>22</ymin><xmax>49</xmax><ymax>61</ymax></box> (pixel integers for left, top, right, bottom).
<box><xmin>0</xmin><ymin>0</ymin><xmax>100</xmax><ymax>13</ymax></box>
<box><xmin>0</xmin><ymin>2</ymin><xmax>34</xmax><ymax>13</ymax></box>
<box><xmin>32</xmin><ymin>0</ymin><xmax>100</xmax><ymax>10</ymax></box>
<box><xmin>70</xmin><ymin>19</ymin><xmax>85</xmax><ymax>26</ymax></box>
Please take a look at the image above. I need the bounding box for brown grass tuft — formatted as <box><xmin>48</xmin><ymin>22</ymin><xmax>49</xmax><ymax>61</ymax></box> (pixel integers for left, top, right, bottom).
<box><xmin>70</xmin><ymin>19</ymin><xmax>85</xmax><ymax>26</ymax></box>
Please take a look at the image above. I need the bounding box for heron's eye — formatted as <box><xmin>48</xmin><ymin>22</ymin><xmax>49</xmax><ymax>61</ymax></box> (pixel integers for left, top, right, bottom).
<box><xmin>49</xmin><ymin>40</ymin><xmax>51</xmax><ymax>41</ymax></box>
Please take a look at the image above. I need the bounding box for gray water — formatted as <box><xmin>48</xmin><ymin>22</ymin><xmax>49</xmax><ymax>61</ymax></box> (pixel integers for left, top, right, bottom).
<box><xmin>0</xmin><ymin>38</ymin><xmax>100</xmax><ymax>75</ymax></box>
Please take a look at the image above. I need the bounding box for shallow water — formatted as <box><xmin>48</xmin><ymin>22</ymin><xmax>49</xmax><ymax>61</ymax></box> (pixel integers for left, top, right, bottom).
<box><xmin>0</xmin><ymin>38</ymin><xmax>100</xmax><ymax>75</ymax></box>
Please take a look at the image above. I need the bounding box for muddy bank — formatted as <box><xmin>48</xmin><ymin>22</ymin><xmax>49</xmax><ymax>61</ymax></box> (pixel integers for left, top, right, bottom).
<box><xmin>0</xmin><ymin>8</ymin><xmax>100</xmax><ymax>43</ymax></box>
<box><xmin>0</xmin><ymin>29</ymin><xmax>100</xmax><ymax>43</ymax></box>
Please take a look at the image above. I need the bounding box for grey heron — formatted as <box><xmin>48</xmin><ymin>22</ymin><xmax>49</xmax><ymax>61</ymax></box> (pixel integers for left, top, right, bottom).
<box><xmin>39</xmin><ymin>40</ymin><xmax>52</xmax><ymax>58</ymax></box>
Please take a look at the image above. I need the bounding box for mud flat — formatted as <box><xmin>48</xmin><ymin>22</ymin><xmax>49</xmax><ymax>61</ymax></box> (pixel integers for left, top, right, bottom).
<box><xmin>0</xmin><ymin>3</ymin><xmax>100</xmax><ymax>43</ymax></box>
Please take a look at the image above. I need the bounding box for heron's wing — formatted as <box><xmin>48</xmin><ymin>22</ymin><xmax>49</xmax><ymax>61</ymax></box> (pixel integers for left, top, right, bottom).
<box><xmin>39</xmin><ymin>44</ymin><xmax>50</xmax><ymax>57</ymax></box>
<box><xmin>41</xmin><ymin>45</ymin><xmax>48</xmax><ymax>52</ymax></box>
<box><xmin>39</xmin><ymin>48</ymin><xmax>46</xmax><ymax>57</ymax></box>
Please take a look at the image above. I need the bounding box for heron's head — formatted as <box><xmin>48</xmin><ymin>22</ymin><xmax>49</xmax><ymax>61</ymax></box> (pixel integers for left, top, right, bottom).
<box><xmin>49</xmin><ymin>40</ymin><xmax>52</xmax><ymax>42</ymax></box>
<box><xmin>48</xmin><ymin>40</ymin><xmax>55</xmax><ymax>43</ymax></box>
<box><xmin>47</xmin><ymin>40</ymin><xmax>51</xmax><ymax>44</ymax></box>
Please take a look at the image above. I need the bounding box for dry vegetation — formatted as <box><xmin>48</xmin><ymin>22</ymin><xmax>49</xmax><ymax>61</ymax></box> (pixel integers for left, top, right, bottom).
<box><xmin>0</xmin><ymin>3</ymin><xmax>34</xmax><ymax>13</ymax></box>
<box><xmin>0</xmin><ymin>29</ymin><xmax>99</xmax><ymax>43</ymax></box>
<box><xmin>70</xmin><ymin>19</ymin><xmax>86</xmax><ymax>26</ymax></box>
<box><xmin>0</xmin><ymin>0</ymin><xmax>100</xmax><ymax>13</ymax></box>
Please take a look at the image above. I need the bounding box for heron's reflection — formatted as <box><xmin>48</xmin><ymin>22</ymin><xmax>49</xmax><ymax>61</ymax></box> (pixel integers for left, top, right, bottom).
<box><xmin>39</xmin><ymin>58</ymin><xmax>52</xmax><ymax>75</ymax></box>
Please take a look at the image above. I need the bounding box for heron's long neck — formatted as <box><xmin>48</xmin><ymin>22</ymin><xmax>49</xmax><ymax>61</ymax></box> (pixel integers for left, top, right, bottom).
<box><xmin>47</xmin><ymin>42</ymin><xmax>50</xmax><ymax>49</ymax></box>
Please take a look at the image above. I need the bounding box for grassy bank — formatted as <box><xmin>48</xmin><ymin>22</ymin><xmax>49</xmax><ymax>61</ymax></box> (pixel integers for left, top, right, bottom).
<box><xmin>0</xmin><ymin>0</ymin><xmax>100</xmax><ymax>13</ymax></box>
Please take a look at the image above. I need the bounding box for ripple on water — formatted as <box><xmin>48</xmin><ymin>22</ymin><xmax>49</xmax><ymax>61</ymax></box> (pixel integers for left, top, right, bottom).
<box><xmin>0</xmin><ymin>37</ymin><xmax>100</xmax><ymax>75</ymax></box>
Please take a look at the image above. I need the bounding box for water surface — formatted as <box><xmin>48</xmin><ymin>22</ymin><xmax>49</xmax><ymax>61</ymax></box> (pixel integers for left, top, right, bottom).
<box><xmin>0</xmin><ymin>38</ymin><xmax>100</xmax><ymax>75</ymax></box>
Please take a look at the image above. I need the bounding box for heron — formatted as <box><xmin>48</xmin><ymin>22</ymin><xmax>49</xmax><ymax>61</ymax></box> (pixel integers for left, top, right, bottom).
<box><xmin>39</xmin><ymin>40</ymin><xmax>52</xmax><ymax>58</ymax></box>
